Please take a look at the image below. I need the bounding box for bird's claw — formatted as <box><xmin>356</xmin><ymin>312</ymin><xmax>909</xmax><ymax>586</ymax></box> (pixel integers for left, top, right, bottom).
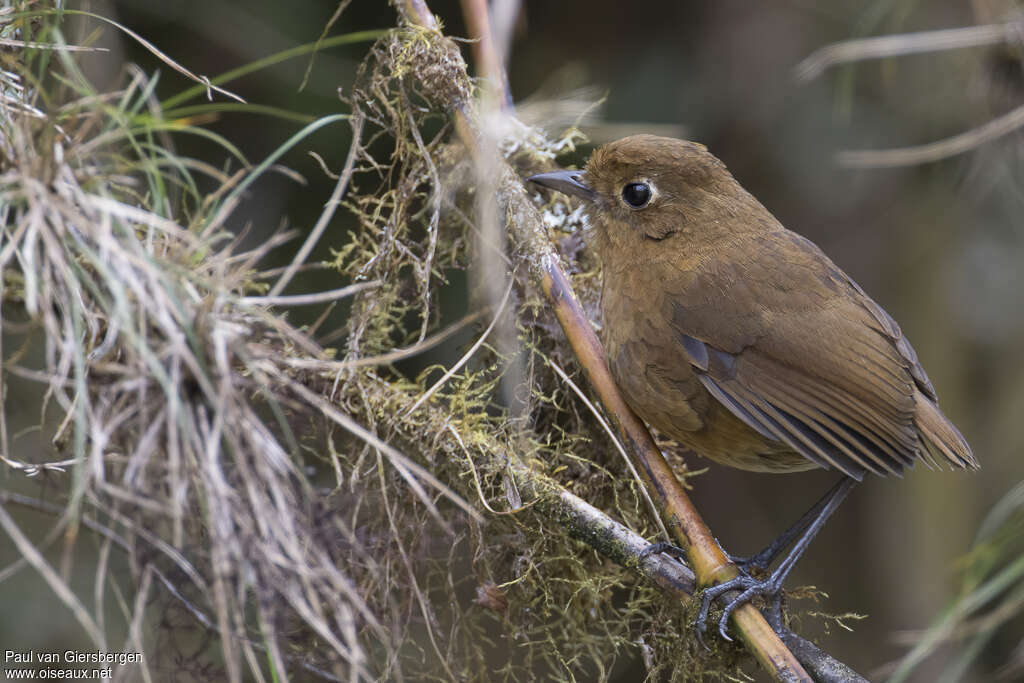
<box><xmin>638</xmin><ymin>541</ymin><xmax>688</xmax><ymax>563</ymax></box>
<box><xmin>696</xmin><ymin>571</ymin><xmax>785</xmax><ymax>643</ymax></box>
<box><xmin>640</xmin><ymin>541</ymin><xmax>786</xmax><ymax>645</ymax></box>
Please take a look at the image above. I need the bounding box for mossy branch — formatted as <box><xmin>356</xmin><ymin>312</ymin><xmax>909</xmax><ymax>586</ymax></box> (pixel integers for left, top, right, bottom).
<box><xmin>507</xmin><ymin>456</ymin><xmax>867</xmax><ymax>682</ymax></box>
<box><xmin>390</xmin><ymin>0</ymin><xmax>857</xmax><ymax>680</ymax></box>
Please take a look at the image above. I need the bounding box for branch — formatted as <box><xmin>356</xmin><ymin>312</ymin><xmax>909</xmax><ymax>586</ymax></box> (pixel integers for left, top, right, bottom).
<box><xmin>468</xmin><ymin>418</ymin><xmax>868</xmax><ymax>682</ymax></box>
<box><xmin>795</xmin><ymin>22</ymin><xmax>1023</xmax><ymax>82</ymax></box>
<box><xmin>517</xmin><ymin>217</ymin><xmax>812</xmax><ymax>682</ymax></box>
<box><xmin>513</xmin><ymin>456</ymin><xmax>869</xmax><ymax>683</ymax></box>
<box><xmin>796</xmin><ymin>22</ymin><xmax>1024</xmax><ymax>167</ymax></box>
<box><xmin>834</xmin><ymin>102</ymin><xmax>1024</xmax><ymax>168</ymax></box>
<box><xmin>391</xmin><ymin>1</ymin><xmax>816</xmax><ymax>680</ymax></box>
<box><xmin>779</xmin><ymin>630</ymin><xmax>870</xmax><ymax>683</ymax></box>
<box><xmin>502</xmin><ymin>454</ymin><xmax>695</xmax><ymax>596</ymax></box>
<box><xmin>459</xmin><ymin>0</ymin><xmax>512</xmax><ymax>109</ymax></box>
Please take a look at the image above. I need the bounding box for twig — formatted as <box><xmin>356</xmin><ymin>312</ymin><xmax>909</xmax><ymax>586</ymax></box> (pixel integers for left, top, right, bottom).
<box><xmin>547</xmin><ymin>359</ymin><xmax>670</xmax><ymax>541</ymax></box>
<box><xmin>282</xmin><ymin>376</ymin><xmax>484</xmax><ymax>526</ymax></box>
<box><xmin>460</xmin><ymin>0</ymin><xmax>512</xmax><ymax>108</ymax></box>
<box><xmin>392</xmin><ymin>1</ymin><xmax>816</xmax><ymax>680</ymax></box>
<box><xmin>778</xmin><ymin>630</ymin><xmax>870</xmax><ymax>683</ymax></box>
<box><xmin>502</xmin><ymin>451</ymin><xmax>696</xmax><ymax>596</ymax></box>
<box><xmin>269</xmin><ymin>112</ymin><xmax>364</xmax><ymax>296</ymax></box>
<box><xmin>281</xmin><ymin>309</ymin><xmax>486</xmax><ymax>370</ymax></box>
<box><xmin>836</xmin><ymin>102</ymin><xmax>1024</xmax><ymax>168</ymax></box>
<box><xmin>488</xmin><ymin>0</ymin><xmax>522</xmax><ymax>69</ymax></box>
<box><xmin>795</xmin><ymin>22</ymin><xmax>1024</xmax><ymax>82</ymax></box>
<box><xmin>0</xmin><ymin>502</ymin><xmax>106</xmax><ymax>649</ymax></box>
<box><xmin>797</xmin><ymin>21</ymin><xmax>1024</xmax><ymax>168</ymax></box>
<box><xmin>503</xmin><ymin>456</ymin><xmax>867</xmax><ymax>682</ymax></box>
<box><xmin>241</xmin><ymin>280</ymin><xmax>380</xmax><ymax>307</ymax></box>
<box><xmin>404</xmin><ymin>280</ymin><xmax>514</xmax><ymax>415</ymax></box>
<box><xmin>404</xmin><ymin>102</ymin><xmax>443</xmax><ymax>343</ymax></box>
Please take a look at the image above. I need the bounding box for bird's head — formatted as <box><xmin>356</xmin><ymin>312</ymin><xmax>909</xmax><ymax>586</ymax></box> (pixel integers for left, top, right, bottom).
<box><xmin>528</xmin><ymin>135</ymin><xmax>762</xmax><ymax>263</ymax></box>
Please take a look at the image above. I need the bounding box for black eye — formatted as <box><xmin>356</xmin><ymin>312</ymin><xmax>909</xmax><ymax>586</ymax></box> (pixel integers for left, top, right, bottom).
<box><xmin>621</xmin><ymin>182</ymin><xmax>652</xmax><ymax>208</ymax></box>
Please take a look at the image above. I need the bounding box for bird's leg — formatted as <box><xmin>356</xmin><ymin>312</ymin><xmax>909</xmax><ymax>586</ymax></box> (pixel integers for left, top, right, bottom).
<box><xmin>730</xmin><ymin>476</ymin><xmax>854</xmax><ymax>573</ymax></box>
<box><xmin>639</xmin><ymin>476</ymin><xmax>851</xmax><ymax>569</ymax></box>
<box><xmin>697</xmin><ymin>477</ymin><xmax>857</xmax><ymax>641</ymax></box>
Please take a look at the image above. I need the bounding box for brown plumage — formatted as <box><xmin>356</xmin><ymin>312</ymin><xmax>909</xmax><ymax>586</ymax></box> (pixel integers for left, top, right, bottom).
<box><xmin>533</xmin><ymin>134</ymin><xmax>976</xmax><ymax>482</ymax></box>
<box><xmin>528</xmin><ymin>135</ymin><xmax>978</xmax><ymax>639</ymax></box>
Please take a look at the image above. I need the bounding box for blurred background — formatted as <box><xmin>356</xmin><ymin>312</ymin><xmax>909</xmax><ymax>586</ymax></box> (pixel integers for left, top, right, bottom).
<box><xmin>4</xmin><ymin>0</ymin><xmax>1024</xmax><ymax>679</ymax></box>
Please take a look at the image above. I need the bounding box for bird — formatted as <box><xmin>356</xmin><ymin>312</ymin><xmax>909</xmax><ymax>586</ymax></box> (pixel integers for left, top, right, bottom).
<box><xmin>527</xmin><ymin>135</ymin><xmax>977</xmax><ymax>640</ymax></box>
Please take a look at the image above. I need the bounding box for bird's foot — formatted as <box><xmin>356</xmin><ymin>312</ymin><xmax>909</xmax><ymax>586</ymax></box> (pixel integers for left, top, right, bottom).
<box><xmin>697</xmin><ymin>569</ymin><xmax>786</xmax><ymax>643</ymax></box>
<box><xmin>639</xmin><ymin>541</ymin><xmax>787</xmax><ymax>644</ymax></box>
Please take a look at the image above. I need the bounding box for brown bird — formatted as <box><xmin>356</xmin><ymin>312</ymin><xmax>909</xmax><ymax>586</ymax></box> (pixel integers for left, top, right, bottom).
<box><xmin>528</xmin><ymin>135</ymin><xmax>977</xmax><ymax>639</ymax></box>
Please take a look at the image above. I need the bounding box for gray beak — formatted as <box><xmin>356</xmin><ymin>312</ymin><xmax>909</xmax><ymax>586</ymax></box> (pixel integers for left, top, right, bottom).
<box><xmin>526</xmin><ymin>170</ymin><xmax>595</xmax><ymax>201</ymax></box>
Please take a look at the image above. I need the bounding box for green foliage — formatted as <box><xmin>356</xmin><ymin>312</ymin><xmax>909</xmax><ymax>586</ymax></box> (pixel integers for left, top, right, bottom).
<box><xmin>889</xmin><ymin>481</ymin><xmax>1024</xmax><ymax>682</ymax></box>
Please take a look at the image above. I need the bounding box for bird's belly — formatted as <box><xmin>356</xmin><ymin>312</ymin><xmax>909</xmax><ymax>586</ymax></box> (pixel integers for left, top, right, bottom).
<box><xmin>606</xmin><ymin>335</ymin><xmax>816</xmax><ymax>474</ymax></box>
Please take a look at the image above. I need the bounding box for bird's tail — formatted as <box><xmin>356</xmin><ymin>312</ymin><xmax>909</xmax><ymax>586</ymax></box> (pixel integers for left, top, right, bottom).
<box><xmin>915</xmin><ymin>395</ymin><xmax>978</xmax><ymax>470</ymax></box>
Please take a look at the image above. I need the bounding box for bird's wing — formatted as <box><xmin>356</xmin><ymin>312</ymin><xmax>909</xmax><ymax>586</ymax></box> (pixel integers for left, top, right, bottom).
<box><xmin>668</xmin><ymin>231</ymin><xmax>927</xmax><ymax>480</ymax></box>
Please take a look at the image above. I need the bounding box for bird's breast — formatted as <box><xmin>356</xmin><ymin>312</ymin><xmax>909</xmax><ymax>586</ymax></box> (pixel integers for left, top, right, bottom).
<box><xmin>600</xmin><ymin>270</ymin><xmax>708</xmax><ymax>434</ymax></box>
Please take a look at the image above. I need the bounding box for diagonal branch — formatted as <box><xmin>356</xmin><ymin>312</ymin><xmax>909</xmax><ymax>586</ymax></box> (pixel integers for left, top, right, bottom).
<box><xmin>392</xmin><ymin>0</ymin><xmax>819</xmax><ymax>680</ymax></box>
<box><xmin>522</xmin><ymin>232</ymin><xmax>812</xmax><ymax>682</ymax></box>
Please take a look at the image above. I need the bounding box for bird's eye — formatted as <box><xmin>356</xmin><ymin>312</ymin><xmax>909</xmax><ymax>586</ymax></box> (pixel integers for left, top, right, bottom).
<box><xmin>621</xmin><ymin>182</ymin><xmax>652</xmax><ymax>208</ymax></box>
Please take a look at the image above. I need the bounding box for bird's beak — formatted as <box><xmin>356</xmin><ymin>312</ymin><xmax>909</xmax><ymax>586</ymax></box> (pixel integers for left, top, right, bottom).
<box><xmin>526</xmin><ymin>170</ymin><xmax>595</xmax><ymax>201</ymax></box>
